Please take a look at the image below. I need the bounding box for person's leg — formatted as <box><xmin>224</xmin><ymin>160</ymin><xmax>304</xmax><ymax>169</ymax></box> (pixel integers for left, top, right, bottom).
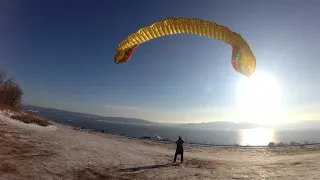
<box><xmin>181</xmin><ymin>150</ymin><xmax>183</xmax><ymax>163</ymax></box>
<box><xmin>173</xmin><ymin>151</ymin><xmax>178</xmax><ymax>163</ymax></box>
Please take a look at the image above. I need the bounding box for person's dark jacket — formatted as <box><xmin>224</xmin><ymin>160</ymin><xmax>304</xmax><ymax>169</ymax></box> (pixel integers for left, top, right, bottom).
<box><xmin>175</xmin><ymin>138</ymin><xmax>184</xmax><ymax>153</ymax></box>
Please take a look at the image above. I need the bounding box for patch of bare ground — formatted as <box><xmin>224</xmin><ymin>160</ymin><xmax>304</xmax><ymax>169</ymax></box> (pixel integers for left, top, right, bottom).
<box><xmin>0</xmin><ymin>128</ymin><xmax>35</xmax><ymax>158</ymax></box>
<box><xmin>70</xmin><ymin>165</ymin><xmax>149</xmax><ymax>180</ymax></box>
<box><xmin>0</xmin><ymin>120</ymin><xmax>55</xmax><ymax>180</ymax></box>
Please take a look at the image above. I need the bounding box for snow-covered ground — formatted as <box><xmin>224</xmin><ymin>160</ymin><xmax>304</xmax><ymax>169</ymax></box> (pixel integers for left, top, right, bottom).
<box><xmin>1</xmin><ymin>112</ymin><xmax>320</xmax><ymax>180</ymax></box>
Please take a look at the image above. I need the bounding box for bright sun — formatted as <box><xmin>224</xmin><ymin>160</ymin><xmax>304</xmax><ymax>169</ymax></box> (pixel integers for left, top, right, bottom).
<box><xmin>236</xmin><ymin>72</ymin><xmax>282</xmax><ymax>125</ymax></box>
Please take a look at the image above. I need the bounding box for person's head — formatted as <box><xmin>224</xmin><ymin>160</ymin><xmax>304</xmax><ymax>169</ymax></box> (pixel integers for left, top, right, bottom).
<box><xmin>178</xmin><ymin>136</ymin><xmax>181</xmax><ymax>140</ymax></box>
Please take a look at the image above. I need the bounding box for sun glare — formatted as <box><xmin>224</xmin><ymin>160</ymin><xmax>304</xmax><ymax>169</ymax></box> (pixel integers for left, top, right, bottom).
<box><xmin>239</xmin><ymin>128</ymin><xmax>275</xmax><ymax>146</ymax></box>
<box><xmin>236</xmin><ymin>72</ymin><xmax>282</xmax><ymax>125</ymax></box>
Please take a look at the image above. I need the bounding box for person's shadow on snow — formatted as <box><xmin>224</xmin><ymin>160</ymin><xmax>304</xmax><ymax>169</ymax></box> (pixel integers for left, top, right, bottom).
<box><xmin>119</xmin><ymin>163</ymin><xmax>179</xmax><ymax>172</ymax></box>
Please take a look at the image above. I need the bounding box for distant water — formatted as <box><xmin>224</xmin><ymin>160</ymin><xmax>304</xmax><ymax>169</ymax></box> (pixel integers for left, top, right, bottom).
<box><xmin>32</xmin><ymin>110</ymin><xmax>320</xmax><ymax>146</ymax></box>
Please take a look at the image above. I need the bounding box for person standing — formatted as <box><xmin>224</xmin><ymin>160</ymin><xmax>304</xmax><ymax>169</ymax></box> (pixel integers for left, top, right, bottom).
<box><xmin>173</xmin><ymin>136</ymin><xmax>184</xmax><ymax>163</ymax></box>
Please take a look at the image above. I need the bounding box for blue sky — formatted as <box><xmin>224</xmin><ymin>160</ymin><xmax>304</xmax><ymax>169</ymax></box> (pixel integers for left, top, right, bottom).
<box><xmin>0</xmin><ymin>0</ymin><xmax>319</xmax><ymax>124</ymax></box>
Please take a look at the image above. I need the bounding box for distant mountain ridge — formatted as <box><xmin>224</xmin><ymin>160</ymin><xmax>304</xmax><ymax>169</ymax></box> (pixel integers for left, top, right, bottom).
<box><xmin>20</xmin><ymin>104</ymin><xmax>320</xmax><ymax>130</ymax></box>
<box><xmin>179</xmin><ymin>121</ymin><xmax>269</xmax><ymax>130</ymax></box>
<box><xmin>20</xmin><ymin>104</ymin><xmax>156</xmax><ymax>125</ymax></box>
<box><xmin>276</xmin><ymin>120</ymin><xmax>320</xmax><ymax>130</ymax></box>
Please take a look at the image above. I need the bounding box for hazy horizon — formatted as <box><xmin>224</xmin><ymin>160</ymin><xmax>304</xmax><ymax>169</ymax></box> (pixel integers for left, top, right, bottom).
<box><xmin>1</xmin><ymin>0</ymin><xmax>320</xmax><ymax>125</ymax></box>
<box><xmin>22</xmin><ymin>104</ymin><xmax>320</xmax><ymax>127</ymax></box>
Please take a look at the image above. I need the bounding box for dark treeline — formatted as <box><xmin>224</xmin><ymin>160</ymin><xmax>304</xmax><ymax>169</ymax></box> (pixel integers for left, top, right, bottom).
<box><xmin>0</xmin><ymin>69</ymin><xmax>23</xmax><ymax>107</ymax></box>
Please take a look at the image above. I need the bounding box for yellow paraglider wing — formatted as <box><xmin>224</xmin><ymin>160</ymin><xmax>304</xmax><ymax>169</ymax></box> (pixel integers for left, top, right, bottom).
<box><xmin>114</xmin><ymin>18</ymin><xmax>256</xmax><ymax>77</ymax></box>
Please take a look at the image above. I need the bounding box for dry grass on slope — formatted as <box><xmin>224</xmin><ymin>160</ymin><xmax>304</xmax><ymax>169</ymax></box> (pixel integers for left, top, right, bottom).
<box><xmin>10</xmin><ymin>112</ymin><xmax>51</xmax><ymax>127</ymax></box>
<box><xmin>0</xmin><ymin>104</ymin><xmax>51</xmax><ymax>127</ymax></box>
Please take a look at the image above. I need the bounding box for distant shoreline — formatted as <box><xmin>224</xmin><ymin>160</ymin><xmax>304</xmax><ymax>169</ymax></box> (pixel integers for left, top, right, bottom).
<box><xmin>19</xmin><ymin>104</ymin><xmax>320</xmax><ymax>147</ymax></box>
<box><xmin>49</xmin><ymin>120</ymin><xmax>320</xmax><ymax>149</ymax></box>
